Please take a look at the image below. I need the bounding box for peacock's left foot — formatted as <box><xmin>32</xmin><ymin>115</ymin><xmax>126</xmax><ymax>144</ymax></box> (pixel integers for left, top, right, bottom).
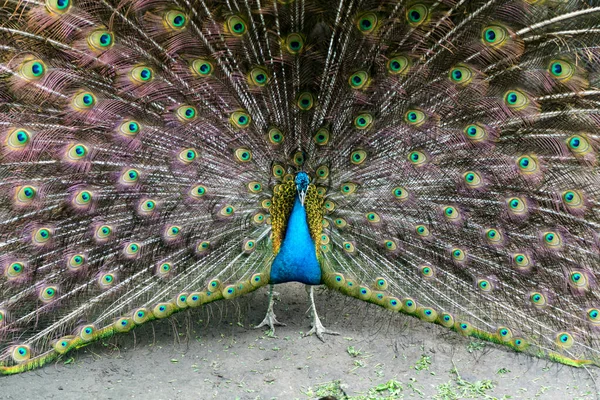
<box><xmin>304</xmin><ymin>286</ymin><xmax>339</xmax><ymax>342</ymax></box>
<box><xmin>255</xmin><ymin>284</ymin><xmax>286</xmax><ymax>336</ymax></box>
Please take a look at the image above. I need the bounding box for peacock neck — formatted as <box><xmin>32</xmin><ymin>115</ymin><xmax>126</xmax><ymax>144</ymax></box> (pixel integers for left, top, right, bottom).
<box><xmin>269</xmin><ymin>195</ymin><xmax>322</xmax><ymax>285</ymax></box>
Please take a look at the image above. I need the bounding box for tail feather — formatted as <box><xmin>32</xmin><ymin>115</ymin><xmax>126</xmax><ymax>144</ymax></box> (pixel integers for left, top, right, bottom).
<box><xmin>0</xmin><ymin>0</ymin><xmax>599</xmax><ymax>374</ymax></box>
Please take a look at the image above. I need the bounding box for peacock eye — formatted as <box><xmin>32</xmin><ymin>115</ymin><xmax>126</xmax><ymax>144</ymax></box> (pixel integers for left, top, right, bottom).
<box><xmin>313</xmin><ymin>127</ymin><xmax>330</xmax><ymax>145</ymax></box>
<box><xmin>340</xmin><ymin>182</ymin><xmax>357</xmax><ymax>195</ymax></box>
<box><xmin>230</xmin><ymin>111</ymin><xmax>251</xmax><ymax>128</ymax></box>
<box><xmin>87</xmin><ymin>29</ymin><xmax>114</xmax><ymax>51</ymax></box>
<box><xmin>73</xmin><ymin>190</ymin><xmax>93</xmax><ymax>208</ymax></box>
<box><xmin>569</xmin><ymin>271</ymin><xmax>588</xmax><ymax>288</ymax></box>
<box><xmin>296</xmin><ymin>92</ymin><xmax>314</xmax><ymax>111</ymax></box>
<box><xmin>392</xmin><ymin>186</ymin><xmax>409</xmax><ymax>201</ymax></box>
<box><xmin>227</xmin><ymin>15</ymin><xmax>247</xmax><ymax>36</ymax></box>
<box><xmin>178</xmin><ymin>148</ymin><xmax>198</xmax><ymax>164</ymax></box>
<box><xmin>415</xmin><ymin>224</ymin><xmax>430</xmax><ymax>237</ymax></box>
<box><xmin>32</xmin><ymin>227</ymin><xmax>52</xmax><ymax>244</ymax></box>
<box><xmin>5</xmin><ymin>128</ymin><xmax>32</xmax><ymax>150</ymax></box>
<box><xmin>129</xmin><ymin>66</ymin><xmax>154</xmax><ymax>84</ymax></box>
<box><xmin>176</xmin><ymin>105</ymin><xmax>197</xmax><ymax>122</ymax></box>
<box><xmin>121</xmin><ymin>168</ymin><xmax>140</xmax><ymax>184</ymax></box>
<box><xmin>350</xmin><ymin>150</ymin><xmax>367</xmax><ymax>165</ymax></box>
<box><xmin>11</xmin><ymin>345</ymin><xmax>31</xmax><ymax>363</ymax></box>
<box><xmin>354</xmin><ymin>113</ymin><xmax>374</xmax><ymax>130</ymax></box>
<box><xmin>348</xmin><ymin>71</ymin><xmax>369</xmax><ymax>89</ymax></box>
<box><xmin>164</xmin><ymin>10</ymin><xmax>187</xmax><ymax>30</ymax></box>
<box><xmin>67</xmin><ymin>144</ymin><xmax>88</xmax><ymax>161</ymax></box>
<box><xmin>555</xmin><ymin>332</ymin><xmax>574</xmax><ymax>349</ymax></box>
<box><xmin>139</xmin><ymin>199</ymin><xmax>156</xmax><ymax>214</ymax></box>
<box><xmin>566</xmin><ymin>134</ymin><xmax>592</xmax><ymax>155</ymax></box>
<box><xmin>548</xmin><ymin>59</ymin><xmax>574</xmax><ymax>81</ymax></box>
<box><xmin>516</xmin><ymin>155</ymin><xmax>538</xmax><ymax>173</ymax></box>
<box><xmin>220</xmin><ymin>204</ymin><xmax>235</xmax><ymax>217</ymax></box>
<box><xmin>118</xmin><ymin>120</ymin><xmax>141</xmax><ymax>137</ymax></box>
<box><xmin>249</xmin><ymin>66</ymin><xmax>269</xmax><ymax>86</ymax></box>
<box><xmin>449</xmin><ymin>65</ymin><xmax>473</xmax><ymax>85</ymax></box>
<box><xmin>387</xmin><ymin>55</ymin><xmax>409</xmax><ymax>75</ymax></box>
<box><xmin>405</xmin><ymin>109</ymin><xmax>426</xmax><ymax>126</ymax></box>
<box><xmin>463</xmin><ymin>171</ymin><xmax>483</xmax><ymax>188</ymax></box>
<box><xmin>68</xmin><ymin>254</ymin><xmax>85</xmax><ymax>270</ymax></box>
<box><xmin>285</xmin><ymin>33</ymin><xmax>305</xmax><ymax>53</ymax></box>
<box><xmin>247</xmin><ymin>181</ymin><xmax>262</xmax><ymax>194</ymax></box>
<box><xmin>191</xmin><ymin>58</ymin><xmax>214</xmax><ymax>77</ymax></box>
<box><xmin>356</xmin><ymin>12</ymin><xmax>377</xmax><ymax>33</ymax></box>
<box><xmin>503</xmin><ymin>89</ymin><xmax>529</xmax><ymax>110</ymax></box>
<box><xmin>365</xmin><ymin>212</ymin><xmax>381</xmax><ymax>223</ymax></box>
<box><xmin>443</xmin><ymin>206</ymin><xmax>459</xmax><ymax>220</ymax></box>
<box><xmin>19</xmin><ymin>59</ymin><xmax>46</xmax><ymax>80</ymax></box>
<box><xmin>485</xmin><ymin>228</ymin><xmax>503</xmax><ymax>244</ymax></box>
<box><xmin>477</xmin><ymin>278</ymin><xmax>493</xmax><ymax>292</ymax></box>
<box><xmin>452</xmin><ymin>248</ymin><xmax>466</xmax><ymax>261</ymax></box>
<box><xmin>406</xmin><ymin>4</ymin><xmax>428</xmax><ymax>26</ymax></box>
<box><xmin>464</xmin><ymin>123</ymin><xmax>487</xmax><ymax>142</ymax></box>
<box><xmin>40</xmin><ymin>286</ymin><xmax>58</xmax><ymax>302</ymax></box>
<box><xmin>96</xmin><ymin>225</ymin><xmax>112</xmax><ymax>239</ymax></box>
<box><xmin>507</xmin><ymin>197</ymin><xmax>527</xmax><ymax>214</ymax></box>
<box><xmin>189</xmin><ymin>185</ymin><xmax>207</xmax><ymax>199</ymax></box>
<box><xmin>562</xmin><ymin>190</ymin><xmax>583</xmax><ymax>208</ymax></box>
<box><xmin>6</xmin><ymin>262</ymin><xmax>25</xmax><ymax>279</ymax></box>
<box><xmin>408</xmin><ymin>150</ymin><xmax>427</xmax><ymax>166</ymax></box>
<box><xmin>72</xmin><ymin>92</ymin><xmax>96</xmax><ymax>110</ymax></box>
<box><xmin>343</xmin><ymin>241</ymin><xmax>356</xmax><ymax>253</ymax></box>
<box><xmin>482</xmin><ymin>25</ymin><xmax>508</xmax><ymax>47</ymax></box>
<box><xmin>268</xmin><ymin>128</ymin><xmax>284</xmax><ymax>145</ymax></box>
<box><xmin>587</xmin><ymin>308</ymin><xmax>600</xmax><ymax>324</ymax></box>
<box><xmin>316</xmin><ymin>165</ymin><xmax>330</xmax><ymax>179</ymax></box>
<box><xmin>542</xmin><ymin>231</ymin><xmax>562</xmax><ymax>248</ymax></box>
<box><xmin>420</xmin><ymin>265</ymin><xmax>435</xmax><ymax>278</ymax></box>
<box><xmin>46</xmin><ymin>0</ymin><xmax>71</xmax><ymax>14</ymax></box>
<box><xmin>234</xmin><ymin>148</ymin><xmax>252</xmax><ymax>163</ymax></box>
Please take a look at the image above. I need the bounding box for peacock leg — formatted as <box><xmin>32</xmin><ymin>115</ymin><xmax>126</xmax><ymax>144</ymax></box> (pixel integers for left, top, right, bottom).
<box><xmin>255</xmin><ymin>284</ymin><xmax>286</xmax><ymax>335</ymax></box>
<box><xmin>304</xmin><ymin>285</ymin><xmax>339</xmax><ymax>341</ymax></box>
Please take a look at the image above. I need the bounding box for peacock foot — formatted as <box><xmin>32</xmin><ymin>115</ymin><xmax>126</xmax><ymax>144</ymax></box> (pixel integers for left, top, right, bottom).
<box><xmin>304</xmin><ymin>312</ymin><xmax>340</xmax><ymax>342</ymax></box>
<box><xmin>304</xmin><ymin>285</ymin><xmax>339</xmax><ymax>341</ymax></box>
<box><xmin>255</xmin><ymin>285</ymin><xmax>286</xmax><ymax>336</ymax></box>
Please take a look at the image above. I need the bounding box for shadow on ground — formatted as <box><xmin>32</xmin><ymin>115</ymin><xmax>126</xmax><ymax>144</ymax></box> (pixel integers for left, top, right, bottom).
<box><xmin>2</xmin><ymin>283</ymin><xmax>598</xmax><ymax>399</ymax></box>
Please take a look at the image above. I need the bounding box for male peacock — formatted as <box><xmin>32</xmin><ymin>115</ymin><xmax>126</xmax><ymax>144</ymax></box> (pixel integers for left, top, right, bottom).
<box><xmin>0</xmin><ymin>0</ymin><xmax>599</xmax><ymax>375</ymax></box>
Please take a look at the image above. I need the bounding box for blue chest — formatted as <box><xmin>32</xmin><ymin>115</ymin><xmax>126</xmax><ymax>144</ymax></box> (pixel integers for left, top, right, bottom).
<box><xmin>269</xmin><ymin>196</ymin><xmax>322</xmax><ymax>285</ymax></box>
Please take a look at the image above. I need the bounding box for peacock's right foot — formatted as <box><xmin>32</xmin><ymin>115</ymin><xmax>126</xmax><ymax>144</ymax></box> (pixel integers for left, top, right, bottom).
<box><xmin>255</xmin><ymin>285</ymin><xmax>286</xmax><ymax>336</ymax></box>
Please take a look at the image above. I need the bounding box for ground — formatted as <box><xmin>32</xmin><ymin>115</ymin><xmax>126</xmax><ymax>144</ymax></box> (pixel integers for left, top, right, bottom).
<box><xmin>1</xmin><ymin>283</ymin><xmax>598</xmax><ymax>399</ymax></box>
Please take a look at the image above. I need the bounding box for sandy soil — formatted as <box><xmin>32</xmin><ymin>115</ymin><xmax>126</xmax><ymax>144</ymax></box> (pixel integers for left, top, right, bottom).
<box><xmin>1</xmin><ymin>283</ymin><xmax>598</xmax><ymax>399</ymax></box>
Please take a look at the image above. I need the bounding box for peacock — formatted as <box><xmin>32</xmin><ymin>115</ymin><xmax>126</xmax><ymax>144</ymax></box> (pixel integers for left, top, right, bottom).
<box><xmin>0</xmin><ymin>0</ymin><xmax>599</xmax><ymax>376</ymax></box>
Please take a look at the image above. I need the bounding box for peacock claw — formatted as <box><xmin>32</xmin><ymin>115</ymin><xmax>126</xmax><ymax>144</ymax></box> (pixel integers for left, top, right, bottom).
<box><xmin>304</xmin><ymin>285</ymin><xmax>339</xmax><ymax>341</ymax></box>
<box><xmin>255</xmin><ymin>284</ymin><xmax>286</xmax><ymax>336</ymax></box>
<box><xmin>255</xmin><ymin>310</ymin><xmax>286</xmax><ymax>332</ymax></box>
<box><xmin>304</xmin><ymin>315</ymin><xmax>339</xmax><ymax>342</ymax></box>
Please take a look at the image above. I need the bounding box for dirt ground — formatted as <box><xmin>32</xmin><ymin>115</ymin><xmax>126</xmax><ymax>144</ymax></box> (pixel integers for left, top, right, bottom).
<box><xmin>1</xmin><ymin>283</ymin><xmax>598</xmax><ymax>399</ymax></box>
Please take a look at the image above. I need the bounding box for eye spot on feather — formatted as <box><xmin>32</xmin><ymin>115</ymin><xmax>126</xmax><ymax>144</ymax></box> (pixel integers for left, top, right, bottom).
<box><xmin>176</xmin><ymin>105</ymin><xmax>197</xmax><ymax>122</ymax></box>
<box><xmin>164</xmin><ymin>10</ymin><xmax>187</xmax><ymax>30</ymax></box>
<box><xmin>354</xmin><ymin>113</ymin><xmax>373</xmax><ymax>130</ymax></box>
<box><xmin>350</xmin><ymin>150</ymin><xmax>367</xmax><ymax>165</ymax></box>
<box><xmin>191</xmin><ymin>59</ymin><xmax>214</xmax><ymax>77</ymax></box>
<box><xmin>406</xmin><ymin>4</ymin><xmax>428</xmax><ymax>26</ymax></box>
<box><xmin>46</xmin><ymin>0</ymin><xmax>71</xmax><ymax>14</ymax></box>
<box><xmin>482</xmin><ymin>25</ymin><xmax>508</xmax><ymax>47</ymax></box>
<box><xmin>356</xmin><ymin>12</ymin><xmax>377</xmax><ymax>34</ymax></box>
<box><xmin>226</xmin><ymin>15</ymin><xmax>247</xmax><ymax>36</ymax></box>
<box><xmin>88</xmin><ymin>29</ymin><xmax>114</xmax><ymax>51</ymax></box>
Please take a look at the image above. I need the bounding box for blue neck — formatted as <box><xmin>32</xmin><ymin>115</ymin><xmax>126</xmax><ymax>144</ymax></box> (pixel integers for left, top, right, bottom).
<box><xmin>269</xmin><ymin>195</ymin><xmax>322</xmax><ymax>285</ymax></box>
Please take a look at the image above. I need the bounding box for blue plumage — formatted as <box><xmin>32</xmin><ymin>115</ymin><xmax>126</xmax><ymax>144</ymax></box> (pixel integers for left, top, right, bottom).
<box><xmin>269</xmin><ymin>196</ymin><xmax>321</xmax><ymax>285</ymax></box>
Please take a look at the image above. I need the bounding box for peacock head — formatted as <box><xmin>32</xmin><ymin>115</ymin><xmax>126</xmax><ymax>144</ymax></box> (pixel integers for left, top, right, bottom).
<box><xmin>295</xmin><ymin>171</ymin><xmax>310</xmax><ymax>206</ymax></box>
